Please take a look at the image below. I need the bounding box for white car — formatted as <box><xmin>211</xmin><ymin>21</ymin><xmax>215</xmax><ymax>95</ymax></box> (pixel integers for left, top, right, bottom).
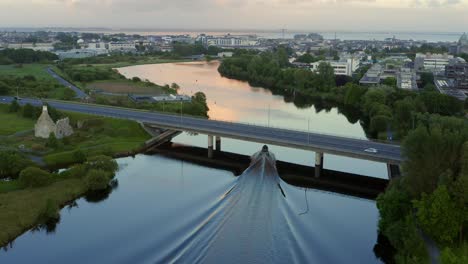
<box><xmin>364</xmin><ymin>148</ymin><xmax>378</xmax><ymax>153</ymax></box>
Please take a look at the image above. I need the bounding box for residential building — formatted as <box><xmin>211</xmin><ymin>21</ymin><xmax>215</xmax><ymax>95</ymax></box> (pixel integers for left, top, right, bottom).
<box><xmin>108</xmin><ymin>42</ymin><xmax>136</xmax><ymax>52</ymax></box>
<box><xmin>415</xmin><ymin>53</ymin><xmax>454</xmax><ymax>73</ymax></box>
<box><xmin>200</xmin><ymin>34</ymin><xmax>258</xmax><ymax>48</ymax></box>
<box><xmin>2</xmin><ymin>42</ymin><xmax>54</xmax><ymax>51</ymax></box>
<box><xmin>310</xmin><ymin>53</ymin><xmax>362</xmax><ymax>76</ymax></box>
<box><xmin>218</xmin><ymin>52</ymin><xmax>233</xmax><ymax>58</ymax></box>
<box><xmin>445</xmin><ymin>63</ymin><xmax>468</xmax><ymax>90</ymax></box>
<box><xmin>55</xmin><ymin>49</ymin><xmax>99</xmax><ymax>59</ymax></box>
<box><xmin>360</xmin><ymin>64</ymin><xmax>383</xmax><ymax>85</ymax></box>
<box><xmin>397</xmin><ymin>68</ymin><xmax>418</xmax><ymax>90</ymax></box>
<box><xmin>435</xmin><ymin>78</ymin><xmax>467</xmax><ymax>101</ymax></box>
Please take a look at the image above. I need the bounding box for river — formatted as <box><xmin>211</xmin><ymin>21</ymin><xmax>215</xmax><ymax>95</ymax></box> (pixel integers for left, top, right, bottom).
<box><xmin>0</xmin><ymin>61</ymin><xmax>386</xmax><ymax>263</ymax></box>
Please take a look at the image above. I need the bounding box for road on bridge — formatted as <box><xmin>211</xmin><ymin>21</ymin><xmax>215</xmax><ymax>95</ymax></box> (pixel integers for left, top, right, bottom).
<box><xmin>0</xmin><ymin>96</ymin><xmax>403</xmax><ymax>164</ymax></box>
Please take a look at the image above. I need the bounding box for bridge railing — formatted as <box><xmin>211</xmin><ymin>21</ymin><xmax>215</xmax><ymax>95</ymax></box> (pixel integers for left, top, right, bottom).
<box><xmin>37</xmin><ymin>98</ymin><xmax>400</xmax><ymax>145</ymax></box>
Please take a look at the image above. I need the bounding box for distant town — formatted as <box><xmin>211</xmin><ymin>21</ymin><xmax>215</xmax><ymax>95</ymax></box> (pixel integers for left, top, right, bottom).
<box><xmin>1</xmin><ymin>30</ymin><xmax>467</xmax><ymax>101</ymax></box>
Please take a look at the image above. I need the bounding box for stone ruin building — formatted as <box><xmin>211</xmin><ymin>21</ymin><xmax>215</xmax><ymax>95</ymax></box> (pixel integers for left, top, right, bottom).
<box><xmin>34</xmin><ymin>105</ymin><xmax>74</xmax><ymax>139</ymax></box>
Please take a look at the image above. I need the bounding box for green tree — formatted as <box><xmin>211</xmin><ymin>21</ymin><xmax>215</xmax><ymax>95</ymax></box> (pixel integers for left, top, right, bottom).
<box><xmin>85</xmin><ymin>155</ymin><xmax>118</xmax><ymax>174</ymax></box>
<box><xmin>383</xmin><ymin>77</ymin><xmax>397</xmax><ymax>87</ymax></box>
<box><xmin>85</xmin><ymin>169</ymin><xmax>111</xmax><ymax>191</ymax></box>
<box><xmin>18</xmin><ymin>167</ymin><xmax>51</xmax><ymax>188</ymax></box>
<box><xmin>419</xmin><ymin>72</ymin><xmax>434</xmax><ymax>88</ymax></box>
<box><xmin>394</xmin><ymin>98</ymin><xmax>417</xmax><ymax>131</ymax></box>
<box><xmin>46</xmin><ymin>133</ymin><xmax>59</xmax><ymax>148</ymax></box>
<box><xmin>362</xmin><ymin>89</ymin><xmax>387</xmax><ymax>114</ymax></box>
<box><xmin>0</xmin><ymin>151</ymin><xmax>33</xmax><ymax>178</ymax></box>
<box><xmin>316</xmin><ymin>62</ymin><xmax>336</xmax><ymax>92</ymax></box>
<box><xmin>413</xmin><ymin>185</ymin><xmax>462</xmax><ymax>244</ymax></box>
<box><xmin>62</xmin><ymin>88</ymin><xmax>76</xmax><ymax>100</ymax></box>
<box><xmin>376</xmin><ymin>179</ymin><xmax>412</xmax><ymax>232</ymax></box>
<box><xmin>0</xmin><ymin>81</ymin><xmax>9</xmax><ymax>95</ymax></box>
<box><xmin>439</xmin><ymin>247</ymin><xmax>468</xmax><ymax>264</ymax></box>
<box><xmin>171</xmin><ymin>83</ymin><xmax>180</xmax><ymax>90</ymax></box>
<box><xmin>402</xmin><ymin>119</ymin><xmax>468</xmax><ymax>197</ymax></box>
<box><xmin>343</xmin><ymin>83</ymin><xmax>367</xmax><ymax>107</ymax></box>
<box><xmin>72</xmin><ymin>149</ymin><xmax>87</xmax><ymax>163</ymax></box>
<box><xmin>370</xmin><ymin>115</ymin><xmax>390</xmax><ymax>133</ymax></box>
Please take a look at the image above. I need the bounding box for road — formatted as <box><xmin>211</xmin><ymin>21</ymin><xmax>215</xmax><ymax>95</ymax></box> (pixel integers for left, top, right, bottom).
<box><xmin>0</xmin><ymin>96</ymin><xmax>403</xmax><ymax>164</ymax></box>
<box><xmin>46</xmin><ymin>67</ymin><xmax>88</xmax><ymax>99</ymax></box>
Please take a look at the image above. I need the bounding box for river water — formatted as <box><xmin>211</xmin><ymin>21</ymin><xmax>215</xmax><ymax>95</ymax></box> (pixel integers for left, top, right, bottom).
<box><xmin>0</xmin><ymin>61</ymin><xmax>385</xmax><ymax>263</ymax></box>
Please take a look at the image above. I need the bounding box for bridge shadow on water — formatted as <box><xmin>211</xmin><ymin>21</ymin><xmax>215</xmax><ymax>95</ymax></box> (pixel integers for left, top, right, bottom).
<box><xmin>149</xmin><ymin>143</ymin><xmax>388</xmax><ymax>201</ymax></box>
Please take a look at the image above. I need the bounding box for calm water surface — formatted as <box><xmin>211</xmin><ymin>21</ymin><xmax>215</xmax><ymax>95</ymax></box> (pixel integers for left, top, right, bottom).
<box><xmin>1</xmin><ymin>62</ymin><xmax>386</xmax><ymax>263</ymax></box>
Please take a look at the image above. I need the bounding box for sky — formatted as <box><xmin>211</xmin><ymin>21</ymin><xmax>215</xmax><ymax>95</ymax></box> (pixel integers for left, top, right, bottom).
<box><xmin>0</xmin><ymin>0</ymin><xmax>467</xmax><ymax>32</ymax></box>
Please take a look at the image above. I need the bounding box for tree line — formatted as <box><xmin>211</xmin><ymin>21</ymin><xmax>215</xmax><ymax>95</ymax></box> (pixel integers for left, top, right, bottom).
<box><xmin>219</xmin><ymin>49</ymin><xmax>465</xmax><ymax>139</ymax></box>
<box><xmin>0</xmin><ymin>49</ymin><xmax>58</xmax><ymax>65</ymax></box>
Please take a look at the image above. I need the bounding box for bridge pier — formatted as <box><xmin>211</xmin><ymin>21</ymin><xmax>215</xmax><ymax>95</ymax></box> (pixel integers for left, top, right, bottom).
<box><xmin>387</xmin><ymin>163</ymin><xmax>401</xmax><ymax>180</ymax></box>
<box><xmin>315</xmin><ymin>152</ymin><xmax>324</xmax><ymax>178</ymax></box>
<box><xmin>215</xmin><ymin>136</ymin><xmax>221</xmax><ymax>152</ymax></box>
<box><xmin>208</xmin><ymin>135</ymin><xmax>214</xmax><ymax>158</ymax></box>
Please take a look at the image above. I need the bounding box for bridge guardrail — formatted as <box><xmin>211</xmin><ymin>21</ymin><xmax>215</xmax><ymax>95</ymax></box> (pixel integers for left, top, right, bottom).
<box><xmin>10</xmin><ymin>97</ymin><xmax>400</xmax><ymax>146</ymax></box>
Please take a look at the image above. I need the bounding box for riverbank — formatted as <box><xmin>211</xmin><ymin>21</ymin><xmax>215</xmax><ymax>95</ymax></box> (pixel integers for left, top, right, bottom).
<box><xmin>0</xmin><ymin>178</ymin><xmax>87</xmax><ymax>247</ymax></box>
<box><xmin>0</xmin><ymin>155</ymin><xmax>119</xmax><ymax>248</ymax></box>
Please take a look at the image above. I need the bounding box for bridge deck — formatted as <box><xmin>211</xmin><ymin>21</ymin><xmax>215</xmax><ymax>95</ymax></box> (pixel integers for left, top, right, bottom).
<box><xmin>0</xmin><ymin>97</ymin><xmax>402</xmax><ymax>164</ymax></box>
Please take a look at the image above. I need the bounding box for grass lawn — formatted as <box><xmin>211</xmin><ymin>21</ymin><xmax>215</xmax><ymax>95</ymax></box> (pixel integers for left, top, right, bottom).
<box><xmin>0</xmin><ymin>105</ymin><xmax>35</xmax><ymax>136</ymax></box>
<box><xmin>43</xmin><ymin>112</ymin><xmax>151</xmax><ymax>167</ymax></box>
<box><xmin>87</xmin><ymin>79</ymin><xmax>171</xmax><ymax>95</ymax></box>
<box><xmin>0</xmin><ymin>64</ymin><xmax>54</xmax><ymax>80</ymax></box>
<box><xmin>0</xmin><ymin>181</ymin><xmax>21</xmax><ymax>193</ymax></box>
<box><xmin>0</xmin><ymin>178</ymin><xmax>87</xmax><ymax>246</ymax></box>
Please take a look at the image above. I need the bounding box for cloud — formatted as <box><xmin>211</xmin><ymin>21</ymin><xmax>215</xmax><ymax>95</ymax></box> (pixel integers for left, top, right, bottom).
<box><xmin>0</xmin><ymin>0</ymin><xmax>467</xmax><ymax>30</ymax></box>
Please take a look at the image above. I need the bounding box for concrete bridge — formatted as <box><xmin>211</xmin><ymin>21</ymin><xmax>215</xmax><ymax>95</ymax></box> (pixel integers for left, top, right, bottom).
<box><xmin>1</xmin><ymin>97</ymin><xmax>403</xmax><ymax>179</ymax></box>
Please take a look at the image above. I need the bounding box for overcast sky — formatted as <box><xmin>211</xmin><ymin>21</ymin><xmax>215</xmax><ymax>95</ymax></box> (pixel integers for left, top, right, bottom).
<box><xmin>1</xmin><ymin>0</ymin><xmax>467</xmax><ymax>32</ymax></box>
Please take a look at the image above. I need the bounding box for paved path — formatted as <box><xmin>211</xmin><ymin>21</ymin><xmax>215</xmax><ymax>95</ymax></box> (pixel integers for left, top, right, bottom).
<box><xmin>46</xmin><ymin>67</ymin><xmax>88</xmax><ymax>99</ymax></box>
<box><xmin>0</xmin><ymin>96</ymin><xmax>403</xmax><ymax>164</ymax></box>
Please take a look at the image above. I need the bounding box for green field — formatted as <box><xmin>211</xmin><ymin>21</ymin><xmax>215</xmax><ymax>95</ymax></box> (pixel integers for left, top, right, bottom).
<box><xmin>0</xmin><ymin>105</ymin><xmax>35</xmax><ymax>136</ymax></box>
<box><xmin>0</xmin><ymin>64</ymin><xmax>55</xmax><ymax>80</ymax></box>
<box><xmin>87</xmin><ymin>79</ymin><xmax>172</xmax><ymax>95</ymax></box>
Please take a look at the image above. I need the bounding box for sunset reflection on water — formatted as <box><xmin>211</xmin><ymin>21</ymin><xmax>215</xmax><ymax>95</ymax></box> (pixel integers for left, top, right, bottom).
<box><xmin>118</xmin><ymin>61</ymin><xmax>366</xmax><ymax>138</ymax></box>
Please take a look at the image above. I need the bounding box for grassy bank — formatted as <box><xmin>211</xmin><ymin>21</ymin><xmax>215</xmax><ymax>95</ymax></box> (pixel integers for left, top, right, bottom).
<box><xmin>0</xmin><ymin>178</ymin><xmax>87</xmax><ymax>246</ymax></box>
<box><xmin>0</xmin><ymin>103</ymin><xmax>151</xmax><ymax>169</ymax></box>
<box><xmin>0</xmin><ymin>155</ymin><xmax>119</xmax><ymax>247</ymax></box>
<box><xmin>0</xmin><ymin>64</ymin><xmax>55</xmax><ymax>81</ymax></box>
<box><xmin>87</xmin><ymin>79</ymin><xmax>175</xmax><ymax>96</ymax></box>
<box><xmin>0</xmin><ymin>105</ymin><xmax>35</xmax><ymax>136</ymax></box>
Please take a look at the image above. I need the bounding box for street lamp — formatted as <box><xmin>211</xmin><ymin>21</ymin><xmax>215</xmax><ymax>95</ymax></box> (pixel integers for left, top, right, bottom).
<box><xmin>307</xmin><ymin>118</ymin><xmax>310</xmax><ymax>145</ymax></box>
<box><xmin>267</xmin><ymin>104</ymin><xmax>271</xmax><ymax>127</ymax></box>
<box><xmin>180</xmin><ymin>100</ymin><xmax>183</xmax><ymax>125</ymax></box>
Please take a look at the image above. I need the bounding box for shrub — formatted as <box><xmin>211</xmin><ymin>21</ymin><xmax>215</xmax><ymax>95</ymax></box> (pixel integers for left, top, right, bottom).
<box><xmin>22</xmin><ymin>103</ymin><xmax>35</xmax><ymax>118</ymax></box>
<box><xmin>60</xmin><ymin>164</ymin><xmax>88</xmax><ymax>179</ymax></box>
<box><xmin>9</xmin><ymin>100</ymin><xmax>20</xmax><ymax>113</ymax></box>
<box><xmin>86</xmin><ymin>155</ymin><xmax>118</xmax><ymax>174</ymax></box>
<box><xmin>31</xmin><ymin>143</ymin><xmax>46</xmax><ymax>152</ymax></box>
<box><xmin>85</xmin><ymin>169</ymin><xmax>110</xmax><ymax>191</ymax></box>
<box><xmin>0</xmin><ymin>151</ymin><xmax>33</xmax><ymax>178</ymax></box>
<box><xmin>18</xmin><ymin>167</ymin><xmax>51</xmax><ymax>188</ymax></box>
<box><xmin>46</xmin><ymin>133</ymin><xmax>59</xmax><ymax>148</ymax></box>
<box><xmin>72</xmin><ymin>149</ymin><xmax>87</xmax><ymax>163</ymax></box>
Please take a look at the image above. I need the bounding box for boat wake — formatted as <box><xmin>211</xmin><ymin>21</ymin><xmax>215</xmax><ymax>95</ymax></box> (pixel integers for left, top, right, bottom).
<box><xmin>149</xmin><ymin>146</ymin><xmax>318</xmax><ymax>264</ymax></box>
